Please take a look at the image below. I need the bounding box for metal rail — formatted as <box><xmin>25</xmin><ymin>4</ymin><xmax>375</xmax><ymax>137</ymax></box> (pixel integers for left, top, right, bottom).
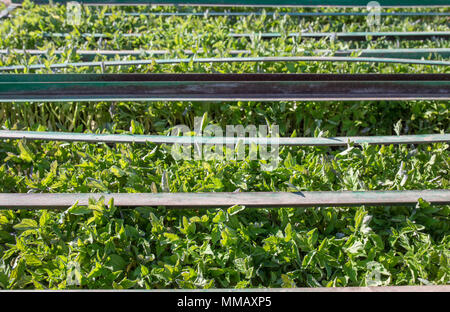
<box><xmin>1</xmin><ymin>130</ymin><xmax>449</xmax><ymax>146</ymax></box>
<box><xmin>0</xmin><ymin>190</ymin><xmax>449</xmax><ymax>209</ymax></box>
<box><xmin>2</xmin><ymin>56</ymin><xmax>449</xmax><ymax>71</ymax></box>
<box><xmin>11</xmin><ymin>1</ymin><xmax>450</xmax><ymax>7</ymax></box>
<box><xmin>7</xmin><ymin>4</ymin><xmax>450</xmax><ymax>17</ymax></box>
<box><xmin>105</xmin><ymin>11</ymin><xmax>450</xmax><ymax>17</ymax></box>
<box><xmin>0</xmin><ymin>73</ymin><xmax>448</xmax><ymax>102</ymax></box>
<box><xmin>230</xmin><ymin>31</ymin><xmax>450</xmax><ymax>40</ymax></box>
<box><xmin>172</xmin><ymin>285</ymin><xmax>450</xmax><ymax>292</ymax></box>
<box><xmin>38</xmin><ymin>31</ymin><xmax>450</xmax><ymax>41</ymax></box>
<box><xmin>2</xmin><ymin>48</ymin><xmax>449</xmax><ymax>61</ymax></box>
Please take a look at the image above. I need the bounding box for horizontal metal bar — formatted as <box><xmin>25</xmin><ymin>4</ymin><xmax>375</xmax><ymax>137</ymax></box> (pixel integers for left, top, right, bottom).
<box><xmin>331</xmin><ymin>48</ymin><xmax>450</xmax><ymax>59</ymax></box>
<box><xmin>2</xmin><ymin>56</ymin><xmax>449</xmax><ymax>72</ymax></box>
<box><xmin>0</xmin><ymin>74</ymin><xmax>448</xmax><ymax>102</ymax></box>
<box><xmin>1</xmin><ymin>131</ymin><xmax>449</xmax><ymax>146</ymax></box>
<box><xmin>103</xmin><ymin>11</ymin><xmax>450</xmax><ymax>17</ymax></box>
<box><xmin>39</xmin><ymin>31</ymin><xmax>450</xmax><ymax>41</ymax></box>
<box><xmin>0</xmin><ymin>48</ymin><xmax>224</xmax><ymax>58</ymax></box>
<box><xmin>230</xmin><ymin>31</ymin><xmax>450</xmax><ymax>40</ymax></box>
<box><xmin>2</xmin><ymin>48</ymin><xmax>449</xmax><ymax>61</ymax></box>
<box><xmin>173</xmin><ymin>285</ymin><xmax>450</xmax><ymax>292</ymax></box>
<box><xmin>0</xmin><ymin>190</ymin><xmax>449</xmax><ymax>209</ymax></box>
<box><xmin>11</xmin><ymin>1</ymin><xmax>450</xmax><ymax>8</ymax></box>
<box><xmin>6</xmin><ymin>4</ymin><xmax>450</xmax><ymax>17</ymax></box>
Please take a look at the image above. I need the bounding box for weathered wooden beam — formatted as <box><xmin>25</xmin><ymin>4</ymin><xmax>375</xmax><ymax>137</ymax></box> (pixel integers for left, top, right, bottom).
<box><xmin>0</xmin><ymin>190</ymin><xmax>448</xmax><ymax>209</ymax></box>
<box><xmin>0</xmin><ymin>74</ymin><xmax>448</xmax><ymax>102</ymax></box>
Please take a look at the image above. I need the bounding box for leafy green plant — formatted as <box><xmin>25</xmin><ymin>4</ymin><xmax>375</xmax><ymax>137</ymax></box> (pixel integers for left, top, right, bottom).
<box><xmin>0</xmin><ymin>1</ymin><xmax>448</xmax><ymax>289</ymax></box>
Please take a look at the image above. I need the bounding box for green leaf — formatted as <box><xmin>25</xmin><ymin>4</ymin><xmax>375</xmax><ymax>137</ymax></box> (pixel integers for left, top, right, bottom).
<box><xmin>140</xmin><ymin>265</ymin><xmax>149</xmax><ymax>277</ymax></box>
<box><xmin>0</xmin><ymin>230</ymin><xmax>14</xmax><ymax>243</ymax></box>
<box><xmin>117</xmin><ymin>278</ymin><xmax>136</xmax><ymax>289</ymax></box>
<box><xmin>68</xmin><ymin>202</ymin><xmax>92</xmax><ymax>215</ymax></box>
<box><xmin>17</xmin><ymin>141</ymin><xmax>34</xmax><ymax>162</ymax></box>
<box><xmin>87</xmin><ymin>178</ymin><xmax>108</xmax><ymax>192</ymax></box>
<box><xmin>212</xmin><ymin>209</ymin><xmax>228</xmax><ymax>223</ymax></box>
<box><xmin>346</xmin><ymin>241</ymin><xmax>365</xmax><ymax>257</ymax></box>
<box><xmin>163</xmin><ymin>233</ymin><xmax>180</xmax><ymax>242</ymax></box>
<box><xmin>227</xmin><ymin>205</ymin><xmax>245</xmax><ymax>216</ymax></box>
<box><xmin>24</xmin><ymin>255</ymin><xmax>42</xmax><ymax>266</ymax></box>
<box><xmin>281</xmin><ymin>274</ymin><xmax>296</xmax><ymax>288</ymax></box>
<box><xmin>360</xmin><ymin>215</ymin><xmax>373</xmax><ymax>234</ymax></box>
<box><xmin>107</xmin><ymin>254</ymin><xmax>127</xmax><ymax>272</ymax></box>
<box><xmin>110</xmin><ymin>165</ymin><xmax>125</xmax><ymax>177</ymax></box>
<box><xmin>39</xmin><ymin>210</ymin><xmax>50</xmax><ymax>227</ymax></box>
<box><xmin>307</xmin><ymin>228</ymin><xmax>318</xmax><ymax>247</ymax></box>
<box><xmin>343</xmin><ymin>261</ymin><xmax>358</xmax><ymax>282</ymax></box>
<box><xmin>13</xmin><ymin>219</ymin><xmax>38</xmax><ymax>231</ymax></box>
<box><xmin>284</xmin><ymin>223</ymin><xmax>292</xmax><ymax>242</ymax></box>
<box><xmin>0</xmin><ymin>271</ymin><xmax>8</xmax><ymax>288</ymax></box>
<box><xmin>354</xmin><ymin>208</ymin><xmax>368</xmax><ymax>232</ymax></box>
<box><xmin>10</xmin><ymin>258</ymin><xmax>26</xmax><ymax>283</ymax></box>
